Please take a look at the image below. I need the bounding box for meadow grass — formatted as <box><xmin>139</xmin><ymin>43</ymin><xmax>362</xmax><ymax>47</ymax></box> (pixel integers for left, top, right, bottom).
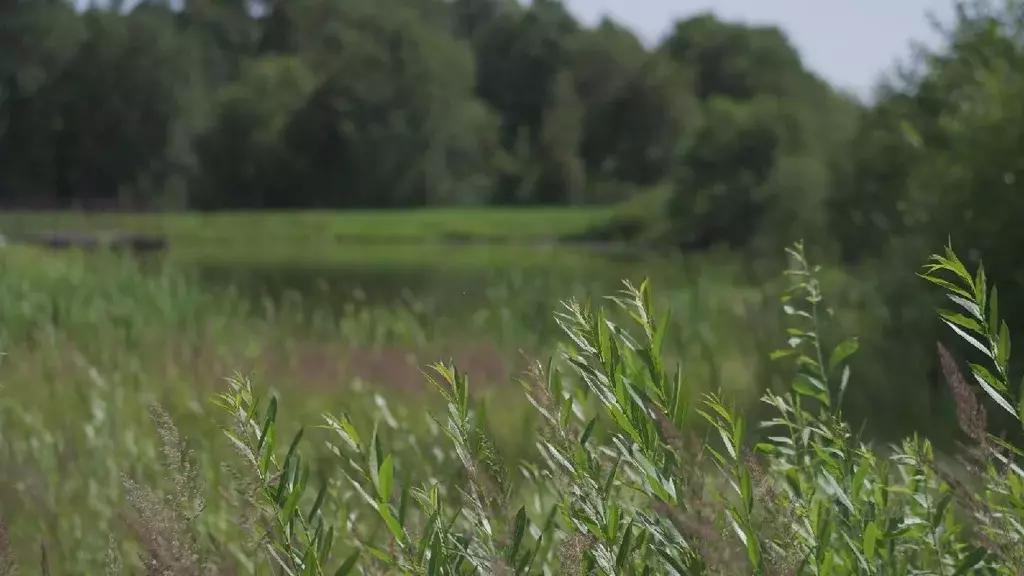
<box><xmin>0</xmin><ymin>246</ymin><xmax>530</xmax><ymax>572</ymax></box>
<box><xmin>0</xmin><ymin>244</ymin><xmax>778</xmax><ymax>573</ymax></box>
<box><xmin>1</xmin><ymin>242</ymin><xmax>1019</xmax><ymax>574</ymax></box>
<box><xmin>168</xmin><ymin>243</ymin><xmax>652</xmax><ymax>275</ymax></box>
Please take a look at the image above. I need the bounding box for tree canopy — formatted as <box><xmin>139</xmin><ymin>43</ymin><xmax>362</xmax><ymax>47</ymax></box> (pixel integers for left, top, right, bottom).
<box><xmin>4</xmin><ymin>0</ymin><xmax>1024</xmax><ymax>276</ymax></box>
<box><xmin>0</xmin><ymin>1</ymin><xmax>843</xmax><ymax>221</ymax></box>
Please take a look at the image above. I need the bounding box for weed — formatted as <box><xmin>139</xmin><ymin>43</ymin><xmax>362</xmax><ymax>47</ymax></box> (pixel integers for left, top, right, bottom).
<box><xmin>0</xmin><ymin>241</ymin><xmax>1021</xmax><ymax>573</ymax></box>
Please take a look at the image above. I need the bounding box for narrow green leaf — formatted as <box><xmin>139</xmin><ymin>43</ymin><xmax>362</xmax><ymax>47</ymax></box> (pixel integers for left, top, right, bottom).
<box><xmin>828</xmin><ymin>338</ymin><xmax>859</xmax><ymax>373</ymax></box>
<box><xmin>458</xmin><ymin>368</ymin><xmax>470</xmax><ymax>415</ymax></box>
<box><xmin>974</xmin><ymin>262</ymin><xmax>987</xmax><ymax>308</ymax></box>
<box><xmin>937</xmin><ymin>310</ymin><xmax>983</xmax><ymax>334</ymax></box>
<box><xmin>579</xmin><ymin>416</ymin><xmax>598</xmax><ymax>447</ymax></box>
<box><xmin>972</xmin><ymin>371</ymin><xmax>1017</xmax><ymax>417</ymax></box>
<box><xmin>918</xmin><ymin>273</ymin><xmax>974</xmax><ymax>300</ymax></box>
<box><xmin>365</xmin><ymin>546</ymin><xmax>393</xmax><ymax>564</ymax></box>
<box><xmin>940</xmin><ymin>245</ymin><xmax>974</xmax><ymax>286</ymax></box>
<box><xmin>508</xmin><ymin>507</ymin><xmax>527</xmax><ymax>563</ymax></box>
<box><xmin>368</xmin><ymin>421</ymin><xmax>381</xmax><ymax>488</ymax></box>
<box><xmin>743</xmin><ymin>523</ymin><xmax>762</xmax><ymax>570</ymax></box>
<box><xmin>837</xmin><ymin>365</ymin><xmax>852</xmax><ymax>407</ymax></box>
<box><xmin>1018</xmin><ymin>386</ymin><xmax>1024</xmax><ymax>423</ymax></box>
<box><xmin>520</xmin><ymin>533</ymin><xmax>544</xmax><ymax>574</ymax></box>
<box><xmin>273</xmin><ymin>453</ymin><xmax>292</xmax><ymax>505</ymax></box>
<box><xmin>862</xmin><ymin>521</ymin><xmax>879</xmax><ymax>560</ymax></box>
<box><xmin>933</xmin><ymin>491</ymin><xmax>953</xmax><ymax>526</ymax></box>
<box><xmin>428</xmin><ymin>531</ymin><xmax>441</xmax><ymax>574</ymax></box>
<box><xmin>614</xmin><ymin>521</ymin><xmax>635</xmax><ymax>570</ymax></box>
<box><xmin>988</xmin><ymin>285</ymin><xmax>1000</xmax><ymax>340</ymax></box>
<box><xmin>820</xmin><ymin>549</ymin><xmax>834</xmax><ymax>576</ymax></box>
<box><xmin>334</xmin><ymin>551</ymin><xmax>360</xmax><ymax>576</ymax></box>
<box><xmin>952</xmin><ymin>546</ymin><xmax>987</xmax><ymax>575</ymax></box>
<box><xmin>997</xmin><ymin>321</ymin><xmax>1011</xmax><ymax>372</ymax></box>
<box><xmin>947</xmin><ymin>295</ymin><xmax>982</xmax><ymax>322</ymax></box>
<box><xmin>602</xmin><ymin>456</ymin><xmax>621</xmax><ymax>497</ymax></box>
<box><xmin>284</xmin><ymin>427</ymin><xmax>304</xmax><ymax>467</ymax></box>
<box><xmin>307</xmin><ymin>478</ymin><xmax>328</xmax><ymax>523</ymax></box>
<box><xmin>257</xmin><ymin>395</ymin><xmax>278</xmax><ymax>453</ymax></box>
<box><xmin>942</xmin><ymin>319</ymin><xmax>992</xmax><ymax>358</ymax></box>
<box><xmin>322</xmin><ymin>413</ymin><xmax>361</xmax><ymax>451</ymax></box>
<box><xmin>320</xmin><ymin>526</ymin><xmax>337</xmax><ymax>566</ymax></box>
<box><xmin>770</xmin><ymin>348</ymin><xmax>799</xmax><ymax>360</ymax></box>
<box><xmin>607</xmin><ymin>504</ymin><xmax>620</xmax><ymax>541</ymax></box>
<box><xmin>282</xmin><ymin>469</ymin><xmax>306</xmax><ymax>519</ymax></box>
<box><xmin>377</xmin><ymin>505</ymin><xmax>406</xmax><ymax>545</ymax></box>
<box><xmin>739</xmin><ymin>468</ymin><xmax>754</xmax><ymax>514</ymax></box>
<box><xmin>377</xmin><ymin>454</ymin><xmax>395</xmax><ymax>503</ymax></box>
<box><xmin>258</xmin><ymin>428</ymin><xmax>275</xmax><ymax>477</ymax></box>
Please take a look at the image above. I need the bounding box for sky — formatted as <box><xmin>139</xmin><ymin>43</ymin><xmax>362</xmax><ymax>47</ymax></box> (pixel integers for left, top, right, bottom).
<box><xmin>560</xmin><ymin>0</ymin><xmax>957</xmax><ymax>98</ymax></box>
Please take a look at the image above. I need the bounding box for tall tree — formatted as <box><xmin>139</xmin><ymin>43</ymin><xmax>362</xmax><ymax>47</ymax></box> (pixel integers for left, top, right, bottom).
<box><xmin>0</xmin><ymin>0</ymin><xmax>85</xmax><ymax>204</ymax></box>
<box><xmin>192</xmin><ymin>55</ymin><xmax>317</xmax><ymax>209</ymax></box>
<box><xmin>535</xmin><ymin>70</ymin><xmax>586</xmax><ymax>205</ymax></box>
<box><xmin>277</xmin><ymin>0</ymin><xmax>500</xmax><ymax>208</ymax></box>
<box><xmin>661</xmin><ymin>13</ymin><xmax>807</xmax><ymax>101</ymax></box>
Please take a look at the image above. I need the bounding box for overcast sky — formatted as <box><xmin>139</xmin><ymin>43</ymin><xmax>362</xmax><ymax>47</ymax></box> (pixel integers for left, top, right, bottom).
<box><xmin>559</xmin><ymin>0</ymin><xmax>956</xmax><ymax>97</ymax></box>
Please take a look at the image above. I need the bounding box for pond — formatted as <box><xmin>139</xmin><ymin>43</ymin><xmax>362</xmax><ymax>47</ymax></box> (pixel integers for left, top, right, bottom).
<box><xmin>178</xmin><ymin>243</ymin><xmax>762</xmax><ymax>324</ymax></box>
<box><xmin>166</xmin><ymin>243</ymin><xmax>780</xmax><ymax>385</ymax></box>
<box><xmin>173</xmin><ymin>244</ymin><xmax>961</xmax><ymax>447</ymax></box>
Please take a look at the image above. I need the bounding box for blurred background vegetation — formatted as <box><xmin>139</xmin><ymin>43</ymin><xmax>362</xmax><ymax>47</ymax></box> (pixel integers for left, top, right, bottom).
<box><xmin>4</xmin><ymin>0</ymin><xmax>1024</xmax><ymax>468</ymax></box>
<box><xmin>3</xmin><ymin>0</ymin><xmax>1024</xmax><ymax>571</ymax></box>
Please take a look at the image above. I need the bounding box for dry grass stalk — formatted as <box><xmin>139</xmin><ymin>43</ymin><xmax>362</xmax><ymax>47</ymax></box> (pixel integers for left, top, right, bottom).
<box><xmin>937</xmin><ymin>342</ymin><xmax>988</xmax><ymax>446</ymax></box>
<box><xmin>558</xmin><ymin>533</ymin><xmax>595</xmax><ymax>576</ymax></box>
<box><xmin>0</xmin><ymin>511</ymin><xmax>16</xmax><ymax>576</ymax></box>
<box><xmin>118</xmin><ymin>404</ymin><xmax>214</xmax><ymax>575</ymax></box>
<box><xmin>663</xmin><ymin>453</ymin><xmax>749</xmax><ymax>575</ymax></box>
<box><xmin>38</xmin><ymin>541</ymin><xmax>49</xmax><ymax>576</ymax></box>
<box><xmin>104</xmin><ymin>535</ymin><xmax>123</xmax><ymax>576</ymax></box>
<box><xmin>743</xmin><ymin>451</ymin><xmax>799</xmax><ymax>576</ymax></box>
<box><xmin>935</xmin><ymin>342</ymin><xmax>1024</xmax><ymax>572</ymax></box>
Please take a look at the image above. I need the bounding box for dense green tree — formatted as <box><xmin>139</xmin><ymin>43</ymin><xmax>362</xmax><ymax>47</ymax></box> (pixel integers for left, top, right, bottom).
<box><xmin>0</xmin><ymin>0</ymin><xmax>869</xmax><ymax>256</ymax></box>
<box><xmin>568</xmin><ymin>21</ymin><xmax>697</xmax><ymax>194</ymax></box>
<box><xmin>0</xmin><ymin>0</ymin><xmax>85</xmax><ymax>203</ymax></box>
<box><xmin>191</xmin><ymin>55</ymin><xmax>317</xmax><ymax>209</ymax></box>
<box><xmin>661</xmin><ymin>13</ymin><xmax>806</xmax><ymax>101</ymax></box>
<box><xmin>668</xmin><ymin>96</ymin><xmax>783</xmax><ymax>249</ymax></box>
<box><xmin>654</xmin><ymin>14</ymin><xmax>858</xmax><ymax>251</ymax></box>
<box><xmin>1</xmin><ymin>3</ymin><xmax>199</xmax><ymax>208</ymax></box>
<box><xmin>275</xmin><ymin>0</ymin><xmax>501</xmax><ymax>208</ymax></box>
<box><xmin>177</xmin><ymin>0</ymin><xmax>260</xmax><ymax>82</ymax></box>
<box><xmin>535</xmin><ymin>70</ymin><xmax>586</xmax><ymax>205</ymax></box>
<box><xmin>831</xmin><ymin>0</ymin><xmax>1024</xmax><ymax>273</ymax></box>
<box><xmin>819</xmin><ymin>0</ymin><xmax>1024</xmax><ymax>428</ymax></box>
<box><xmin>450</xmin><ymin>0</ymin><xmax>519</xmax><ymax>39</ymax></box>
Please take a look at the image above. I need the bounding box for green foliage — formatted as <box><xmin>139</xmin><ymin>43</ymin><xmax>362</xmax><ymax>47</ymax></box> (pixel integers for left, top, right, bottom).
<box><xmin>3</xmin><ymin>241</ymin><xmax>1022</xmax><ymax>573</ymax></box>
<box><xmin>831</xmin><ymin>0</ymin><xmax>1024</xmax><ymax>277</ymax></box>
<box><xmin>0</xmin><ymin>0</ymin><xmax>852</xmax><ymax>246</ymax></box>
<box><xmin>206</xmin><ymin>242</ymin><xmax>1024</xmax><ymax>574</ymax></box>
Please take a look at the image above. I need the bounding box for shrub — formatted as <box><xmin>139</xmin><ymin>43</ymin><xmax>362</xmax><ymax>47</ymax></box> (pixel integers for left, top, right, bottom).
<box><xmin>1</xmin><ymin>241</ymin><xmax>1022</xmax><ymax>574</ymax></box>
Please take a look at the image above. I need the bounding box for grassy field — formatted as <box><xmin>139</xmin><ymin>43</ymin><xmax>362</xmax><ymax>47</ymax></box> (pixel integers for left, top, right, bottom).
<box><xmin>0</xmin><ymin>244</ymin><xmax>778</xmax><ymax>572</ymax></box>
<box><xmin>0</xmin><ymin>206</ymin><xmax>624</xmax><ymax>248</ymax></box>
<box><xmin>1</xmin><ymin>237</ymin><xmax>1015</xmax><ymax>573</ymax></box>
<box><xmin>163</xmin><ymin>242</ymin><xmax>653</xmax><ymax>274</ymax></box>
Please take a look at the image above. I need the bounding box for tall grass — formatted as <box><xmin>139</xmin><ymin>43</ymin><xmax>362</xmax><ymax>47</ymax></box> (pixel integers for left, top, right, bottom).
<box><xmin>2</xmin><ymin>241</ymin><xmax>1021</xmax><ymax>573</ymax></box>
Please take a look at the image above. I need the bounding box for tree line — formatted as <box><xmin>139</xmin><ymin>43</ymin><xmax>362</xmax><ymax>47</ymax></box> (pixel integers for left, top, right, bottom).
<box><xmin>3</xmin><ymin>0</ymin><xmax>1024</xmax><ymax>269</ymax></box>
<box><xmin>0</xmin><ymin>2</ymin><xmax>848</xmax><ymax>214</ymax></box>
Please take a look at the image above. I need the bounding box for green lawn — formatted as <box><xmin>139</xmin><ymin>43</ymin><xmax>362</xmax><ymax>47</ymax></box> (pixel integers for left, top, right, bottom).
<box><xmin>0</xmin><ymin>206</ymin><xmax>620</xmax><ymax>248</ymax></box>
<box><xmin>171</xmin><ymin>243</ymin><xmax>655</xmax><ymax>275</ymax></box>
